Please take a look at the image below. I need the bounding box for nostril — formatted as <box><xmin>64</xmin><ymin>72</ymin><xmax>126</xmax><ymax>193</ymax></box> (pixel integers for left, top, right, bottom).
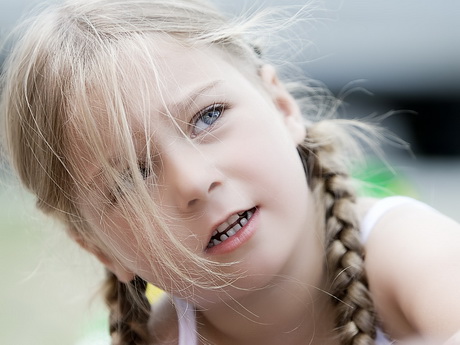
<box><xmin>187</xmin><ymin>198</ymin><xmax>199</xmax><ymax>208</ymax></box>
<box><xmin>208</xmin><ymin>181</ymin><xmax>220</xmax><ymax>193</ymax></box>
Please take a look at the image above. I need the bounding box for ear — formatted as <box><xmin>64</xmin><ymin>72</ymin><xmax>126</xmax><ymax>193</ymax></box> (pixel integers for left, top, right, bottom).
<box><xmin>69</xmin><ymin>229</ymin><xmax>135</xmax><ymax>283</ymax></box>
<box><xmin>259</xmin><ymin>64</ymin><xmax>306</xmax><ymax>144</ymax></box>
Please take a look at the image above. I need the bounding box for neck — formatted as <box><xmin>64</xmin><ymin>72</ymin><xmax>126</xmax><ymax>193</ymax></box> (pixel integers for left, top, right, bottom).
<box><xmin>196</xmin><ymin>276</ymin><xmax>339</xmax><ymax>345</ymax></box>
<box><xmin>196</xmin><ymin>227</ymin><xmax>340</xmax><ymax>345</ymax></box>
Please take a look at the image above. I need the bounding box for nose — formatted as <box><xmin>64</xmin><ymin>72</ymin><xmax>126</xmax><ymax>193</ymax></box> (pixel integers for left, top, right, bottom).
<box><xmin>161</xmin><ymin>144</ymin><xmax>221</xmax><ymax>211</ymax></box>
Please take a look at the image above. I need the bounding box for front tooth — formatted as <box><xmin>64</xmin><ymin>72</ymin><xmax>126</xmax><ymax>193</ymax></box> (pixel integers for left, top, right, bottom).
<box><xmin>227</xmin><ymin>229</ymin><xmax>236</xmax><ymax>237</ymax></box>
<box><xmin>233</xmin><ymin>224</ymin><xmax>242</xmax><ymax>232</ymax></box>
<box><xmin>220</xmin><ymin>234</ymin><xmax>229</xmax><ymax>241</ymax></box>
<box><xmin>227</xmin><ymin>214</ymin><xmax>239</xmax><ymax>224</ymax></box>
<box><xmin>217</xmin><ymin>222</ymin><xmax>229</xmax><ymax>233</ymax></box>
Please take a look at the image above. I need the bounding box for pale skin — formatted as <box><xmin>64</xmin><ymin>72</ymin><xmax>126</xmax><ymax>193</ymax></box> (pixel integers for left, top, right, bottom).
<box><xmin>72</xmin><ymin>38</ymin><xmax>460</xmax><ymax>345</ymax></box>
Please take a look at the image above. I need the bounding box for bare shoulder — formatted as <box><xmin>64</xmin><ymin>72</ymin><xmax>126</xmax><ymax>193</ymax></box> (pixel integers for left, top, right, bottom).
<box><xmin>148</xmin><ymin>293</ymin><xmax>179</xmax><ymax>345</ymax></box>
<box><xmin>361</xmin><ymin>197</ymin><xmax>460</xmax><ymax>341</ymax></box>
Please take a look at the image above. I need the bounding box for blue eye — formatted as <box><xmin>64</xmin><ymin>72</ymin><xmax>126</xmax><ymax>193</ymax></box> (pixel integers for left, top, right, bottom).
<box><xmin>191</xmin><ymin>104</ymin><xmax>225</xmax><ymax>136</ymax></box>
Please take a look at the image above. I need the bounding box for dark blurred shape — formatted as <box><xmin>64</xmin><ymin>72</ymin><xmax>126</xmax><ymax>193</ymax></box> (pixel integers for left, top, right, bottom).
<box><xmin>402</xmin><ymin>97</ymin><xmax>460</xmax><ymax>156</ymax></box>
<box><xmin>332</xmin><ymin>89</ymin><xmax>460</xmax><ymax>157</ymax></box>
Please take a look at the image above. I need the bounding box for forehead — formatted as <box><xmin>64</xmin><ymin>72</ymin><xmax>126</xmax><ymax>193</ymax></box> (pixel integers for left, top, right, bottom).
<box><xmin>129</xmin><ymin>38</ymin><xmax>251</xmax><ymax>109</ymax></box>
<box><xmin>106</xmin><ymin>37</ymin><xmax>254</xmax><ymax>123</ymax></box>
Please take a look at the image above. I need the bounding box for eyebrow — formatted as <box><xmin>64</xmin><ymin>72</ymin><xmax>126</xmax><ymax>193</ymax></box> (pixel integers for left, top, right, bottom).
<box><xmin>162</xmin><ymin>80</ymin><xmax>223</xmax><ymax>115</ymax></box>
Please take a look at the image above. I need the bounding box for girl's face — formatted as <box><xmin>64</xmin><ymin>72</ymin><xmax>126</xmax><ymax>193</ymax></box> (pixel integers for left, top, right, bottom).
<box><xmin>76</xmin><ymin>39</ymin><xmax>323</xmax><ymax>305</ymax></box>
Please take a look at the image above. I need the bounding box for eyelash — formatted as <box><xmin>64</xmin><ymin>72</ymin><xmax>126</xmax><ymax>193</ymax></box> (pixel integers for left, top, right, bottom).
<box><xmin>190</xmin><ymin>103</ymin><xmax>227</xmax><ymax>137</ymax></box>
<box><xmin>107</xmin><ymin>161</ymin><xmax>151</xmax><ymax>205</ymax></box>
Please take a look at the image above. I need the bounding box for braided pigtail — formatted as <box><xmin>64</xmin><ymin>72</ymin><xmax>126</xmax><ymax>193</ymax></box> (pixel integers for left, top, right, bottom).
<box><xmin>104</xmin><ymin>271</ymin><xmax>151</xmax><ymax>345</ymax></box>
<box><xmin>298</xmin><ymin>121</ymin><xmax>377</xmax><ymax>345</ymax></box>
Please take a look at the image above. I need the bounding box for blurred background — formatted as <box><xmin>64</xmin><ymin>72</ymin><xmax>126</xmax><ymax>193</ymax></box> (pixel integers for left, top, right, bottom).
<box><xmin>1</xmin><ymin>0</ymin><xmax>459</xmax><ymax>344</ymax></box>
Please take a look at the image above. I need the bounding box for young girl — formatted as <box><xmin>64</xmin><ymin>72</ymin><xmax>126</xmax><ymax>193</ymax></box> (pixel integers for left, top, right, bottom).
<box><xmin>1</xmin><ymin>0</ymin><xmax>460</xmax><ymax>344</ymax></box>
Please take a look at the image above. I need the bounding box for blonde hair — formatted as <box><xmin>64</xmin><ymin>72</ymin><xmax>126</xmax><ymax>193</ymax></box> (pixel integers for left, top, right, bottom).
<box><xmin>1</xmin><ymin>0</ymin><xmax>378</xmax><ymax>344</ymax></box>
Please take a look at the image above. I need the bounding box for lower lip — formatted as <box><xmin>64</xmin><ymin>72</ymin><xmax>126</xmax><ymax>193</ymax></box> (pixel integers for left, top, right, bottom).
<box><xmin>205</xmin><ymin>208</ymin><xmax>259</xmax><ymax>255</ymax></box>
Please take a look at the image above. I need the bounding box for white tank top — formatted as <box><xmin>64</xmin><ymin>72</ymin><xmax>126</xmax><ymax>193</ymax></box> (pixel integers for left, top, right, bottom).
<box><xmin>172</xmin><ymin>196</ymin><xmax>429</xmax><ymax>345</ymax></box>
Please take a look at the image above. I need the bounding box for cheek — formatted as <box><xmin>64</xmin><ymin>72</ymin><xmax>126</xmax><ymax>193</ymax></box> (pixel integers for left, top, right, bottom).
<box><xmin>229</xmin><ymin>112</ymin><xmax>305</xmax><ymax>183</ymax></box>
<box><xmin>98</xmin><ymin>218</ymin><xmax>139</xmax><ymax>259</ymax></box>
<box><xmin>83</xmin><ymin>206</ymin><xmax>145</xmax><ymax>266</ymax></box>
<box><xmin>94</xmin><ymin>213</ymin><xmax>199</xmax><ymax>284</ymax></box>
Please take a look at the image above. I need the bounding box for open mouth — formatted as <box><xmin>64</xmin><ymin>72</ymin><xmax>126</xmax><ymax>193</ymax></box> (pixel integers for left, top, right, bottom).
<box><xmin>207</xmin><ymin>207</ymin><xmax>257</xmax><ymax>249</ymax></box>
